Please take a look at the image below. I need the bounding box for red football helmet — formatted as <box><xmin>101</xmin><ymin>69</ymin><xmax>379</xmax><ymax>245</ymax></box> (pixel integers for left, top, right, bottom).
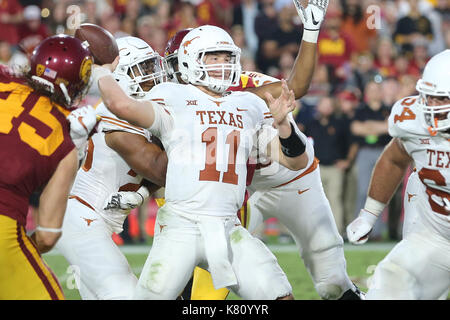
<box><xmin>29</xmin><ymin>34</ymin><xmax>94</xmax><ymax>108</ymax></box>
<box><xmin>164</xmin><ymin>28</ymin><xmax>192</xmax><ymax>83</ymax></box>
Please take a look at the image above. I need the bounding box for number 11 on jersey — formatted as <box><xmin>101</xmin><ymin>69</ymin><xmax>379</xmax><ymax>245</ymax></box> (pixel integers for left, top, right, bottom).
<box><xmin>199</xmin><ymin>127</ymin><xmax>240</xmax><ymax>185</ymax></box>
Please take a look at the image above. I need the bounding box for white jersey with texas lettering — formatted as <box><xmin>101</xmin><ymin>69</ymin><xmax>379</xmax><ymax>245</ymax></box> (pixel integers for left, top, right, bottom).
<box><xmin>147</xmin><ymin>82</ymin><xmax>271</xmax><ymax>217</ymax></box>
<box><xmin>388</xmin><ymin>95</ymin><xmax>450</xmax><ymax>238</ymax></box>
<box><xmin>69</xmin><ymin>102</ymin><xmax>151</xmax><ymax>233</ymax></box>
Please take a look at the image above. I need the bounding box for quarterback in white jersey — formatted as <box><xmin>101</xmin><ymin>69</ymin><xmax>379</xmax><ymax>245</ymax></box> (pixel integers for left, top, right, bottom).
<box><xmin>106</xmin><ymin>0</ymin><xmax>362</xmax><ymax>300</ymax></box>
<box><xmin>55</xmin><ymin>36</ymin><xmax>167</xmax><ymax>300</ymax></box>
<box><xmin>95</xmin><ymin>25</ymin><xmax>309</xmax><ymax>299</ymax></box>
<box><xmin>347</xmin><ymin>50</ymin><xmax>450</xmax><ymax>299</ymax></box>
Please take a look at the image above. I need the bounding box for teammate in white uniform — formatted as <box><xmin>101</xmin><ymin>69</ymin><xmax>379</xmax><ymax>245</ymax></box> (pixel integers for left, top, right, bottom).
<box><xmin>55</xmin><ymin>36</ymin><xmax>167</xmax><ymax>300</ymax></box>
<box><xmin>94</xmin><ymin>25</ymin><xmax>309</xmax><ymax>300</ymax></box>
<box><xmin>242</xmin><ymin>72</ymin><xmax>360</xmax><ymax>300</ymax></box>
<box><xmin>346</xmin><ymin>50</ymin><xmax>450</xmax><ymax>299</ymax></box>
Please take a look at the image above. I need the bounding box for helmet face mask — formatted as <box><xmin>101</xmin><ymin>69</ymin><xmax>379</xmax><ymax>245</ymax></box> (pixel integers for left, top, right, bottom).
<box><xmin>416</xmin><ymin>49</ymin><xmax>450</xmax><ymax>137</ymax></box>
<box><xmin>417</xmin><ymin>90</ymin><xmax>450</xmax><ymax>136</ymax></box>
<box><xmin>177</xmin><ymin>25</ymin><xmax>241</xmax><ymax>94</ymax></box>
<box><xmin>114</xmin><ymin>36</ymin><xmax>166</xmax><ymax>99</ymax></box>
<box><xmin>188</xmin><ymin>49</ymin><xmax>240</xmax><ymax>93</ymax></box>
<box><xmin>165</xmin><ymin>52</ymin><xmax>180</xmax><ymax>83</ymax></box>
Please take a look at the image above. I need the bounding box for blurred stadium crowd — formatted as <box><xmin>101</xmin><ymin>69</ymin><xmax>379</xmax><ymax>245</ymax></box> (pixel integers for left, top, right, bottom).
<box><xmin>2</xmin><ymin>0</ymin><xmax>449</xmax><ymax>243</ymax></box>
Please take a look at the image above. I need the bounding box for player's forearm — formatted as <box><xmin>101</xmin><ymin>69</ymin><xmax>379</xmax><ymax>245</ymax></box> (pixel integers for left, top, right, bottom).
<box><xmin>269</xmin><ymin>121</ymin><xmax>309</xmax><ymax>171</ymax></box>
<box><xmin>97</xmin><ymin>76</ymin><xmax>133</xmax><ymax>120</ymax></box>
<box><xmin>287</xmin><ymin>41</ymin><xmax>316</xmax><ymax>99</ymax></box>
<box><xmin>367</xmin><ymin>140</ymin><xmax>412</xmax><ymax>203</ymax></box>
<box><xmin>95</xmin><ymin>69</ymin><xmax>155</xmax><ymax>129</ymax></box>
<box><xmin>130</xmin><ymin>146</ymin><xmax>167</xmax><ymax>187</ymax></box>
<box><xmin>35</xmin><ymin>149</ymin><xmax>78</xmax><ymax>252</ymax></box>
<box><xmin>141</xmin><ymin>179</ymin><xmax>162</xmax><ymax>194</ymax></box>
<box><xmin>38</xmin><ymin>150</ymin><xmax>77</xmax><ymax>228</ymax></box>
<box><xmin>368</xmin><ymin>160</ymin><xmax>405</xmax><ymax>204</ymax></box>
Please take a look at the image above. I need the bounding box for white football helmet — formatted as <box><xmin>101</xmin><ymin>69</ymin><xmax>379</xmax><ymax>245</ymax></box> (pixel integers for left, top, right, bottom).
<box><xmin>114</xmin><ymin>36</ymin><xmax>166</xmax><ymax>98</ymax></box>
<box><xmin>177</xmin><ymin>25</ymin><xmax>241</xmax><ymax>94</ymax></box>
<box><xmin>416</xmin><ymin>49</ymin><xmax>450</xmax><ymax>135</ymax></box>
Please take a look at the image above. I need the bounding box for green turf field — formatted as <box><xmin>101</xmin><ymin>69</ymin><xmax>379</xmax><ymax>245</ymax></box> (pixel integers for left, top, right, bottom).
<box><xmin>43</xmin><ymin>243</ymin><xmax>392</xmax><ymax>300</ymax></box>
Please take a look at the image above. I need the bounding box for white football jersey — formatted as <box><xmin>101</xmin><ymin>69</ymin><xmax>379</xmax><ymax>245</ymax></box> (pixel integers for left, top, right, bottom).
<box><xmin>388</xmin><ymin>95</ymin><xmax>450</xmax><ymax>235</ymax></box>
<box><xmin>69</xmin><ymin>102</ymin><xmax>151</xmax><ymax>233</ymax></box>
<box><xmin>233</xmin><ymin>71</ymin><xmax>316</xmax><ymax>191</ymax></box>
<box><xmin>147</xmin><ymin>82</ymin><xmax>271</xmax><ymax>216</ymax></box>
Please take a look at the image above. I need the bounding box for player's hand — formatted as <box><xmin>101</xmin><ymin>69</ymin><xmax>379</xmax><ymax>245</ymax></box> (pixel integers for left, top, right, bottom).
<box><xmin>264</xmin><ymin>79</ymin><xmax>295</xmax><ymax>128</ymax></box>
<box><xmin>103</xmin><ymin>186</ymin><xmax>150</xmax><ymax>213</ymax></box>
<box><xmin>67</xmin><ymin>105</ymin><xmax>100</xmax><ymax>160</ymax></box>
<box><xmin>346</xmin><ymin>209</ymin><xmax>379</xmax><ymax>245</ymax></box>
<box><xmin>293</xmin><ymin>0</ymin><xmax>329</xmax><ymax>31</ymax></box>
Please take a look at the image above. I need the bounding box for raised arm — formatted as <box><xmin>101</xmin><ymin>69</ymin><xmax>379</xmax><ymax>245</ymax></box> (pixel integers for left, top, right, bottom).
<box><xmin>264</xmin><ymin>80</ymin><xmax>309</xmax><ymax>171</ymax></box>
<box><xmin>93</xmin><ymin>60</ymin><xmax>156</xmax><ymax>129</ymax></box>
<box><xmin>247</xmin><ymin>0</ymin><xmax>328</xmax><ymax>102</ymax></box>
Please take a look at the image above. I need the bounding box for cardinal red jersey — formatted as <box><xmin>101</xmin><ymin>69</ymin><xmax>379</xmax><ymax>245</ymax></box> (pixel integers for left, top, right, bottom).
<box><xmin>0</xmin><ymin>65</ymin><xmax>75</xmax><ymax>226</ymax></box>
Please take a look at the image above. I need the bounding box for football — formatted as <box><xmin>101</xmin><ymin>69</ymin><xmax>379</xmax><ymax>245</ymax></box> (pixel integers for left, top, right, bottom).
<box><xmin>74</xmin><ymin>23</ymin><xmax>119</xmax><ymax>65</ymax></box>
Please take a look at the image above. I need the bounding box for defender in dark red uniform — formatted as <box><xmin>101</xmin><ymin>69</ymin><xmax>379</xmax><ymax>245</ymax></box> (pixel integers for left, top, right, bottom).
<box><xmin>0</xmin><ymin>35</ymin><xmax>93</xmax><ymax>299</ymax></box>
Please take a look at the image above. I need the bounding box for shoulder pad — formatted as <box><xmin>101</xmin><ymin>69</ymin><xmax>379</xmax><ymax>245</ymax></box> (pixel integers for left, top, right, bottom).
<box><xmin>96</xmin><ymin>102</ymin><xmax>150</xmax><ymax>139</ymax></box>
<box><xmin>388</xmin><ymin>96</ymin><xmax>428</xmax><ymax>138</ymax></box>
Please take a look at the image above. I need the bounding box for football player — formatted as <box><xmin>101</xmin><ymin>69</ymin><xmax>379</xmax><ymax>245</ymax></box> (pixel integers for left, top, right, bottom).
<box><xmin>109</xmin><ymin>0</ymin><xmax>363</xmax><ymax>300</ymax></box>
<box><xmin>346</xmin><ymin>49</ymin><xmax>450</xmax><ymax>299</ymax></box>
<box><xmin>94</xmin><ymin>24</ymin><xmax>309</xmax><ymax>299</ymax></box>
<box><xmin>0</xmin><ymin>35</ymin><xmax>93</xmax><ymax>299</ymax></box>
<box><xmin>54</xmin><ymin>36</ymin><xmax>167</xmax><ymax>300</ymax></box>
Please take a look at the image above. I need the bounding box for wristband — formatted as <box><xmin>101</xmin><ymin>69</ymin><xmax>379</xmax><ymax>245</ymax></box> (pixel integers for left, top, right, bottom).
<box><xmin>137</xmin><ymin>186</ymin><xmax>150</xmax><ymax>205</ymax></box>
<box><xmin>363</xmin><ymin>196</ymin><xmax>387</xmax><ymax>217</ymax></box>
<box><xmin>302</xmin><ymin>29</ymin><xmax>320</xmax><ymax>43</ymax></box>
<box><xmin>279</xmin><ymin>123</ymin><xmax>306</xmax><ymax>157</ymax></box>
<box><xmin>91</xmin><ymin>66</ymin><xmax>112</xmax><ymax>86</ymax></box>
<box><xmin>36</xmin><ymin>226</ymin><xmax>62</xmax><ymax>233</ymax></box>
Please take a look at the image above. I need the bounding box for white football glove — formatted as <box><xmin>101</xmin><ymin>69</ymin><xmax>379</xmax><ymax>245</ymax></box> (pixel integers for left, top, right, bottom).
<box><xmin>103</xmin><ymin>186</ymin><xmax>150</xmax><ymax>214</ymax></box>
<box><xmin>346</xmin><ymin>209</ymin><xmax>379</xmax><ymax>245</ymax></box>
<box><xmin>67</xmin><ymin>105</ymin><xmax>100</xmax><ymax>160</ymax></box>
<box><xmin>293</xmin><ymin>0</ymin><xmax>329</xmax><ymax>42</ymax></box>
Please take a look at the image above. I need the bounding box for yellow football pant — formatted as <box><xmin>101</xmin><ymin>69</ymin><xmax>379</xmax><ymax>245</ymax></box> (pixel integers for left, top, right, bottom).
<box><xmin>191</xmin><ymin>267</ymin><xmax>230</xmax><ymax>300</ymax></box>
<box><xmin>0</xmin><ymin>214</ymin><xmax>65</xmax><ymax>300</ymax></box>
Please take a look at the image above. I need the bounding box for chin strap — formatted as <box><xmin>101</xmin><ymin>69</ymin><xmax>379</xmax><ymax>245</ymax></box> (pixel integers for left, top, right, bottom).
<box><xmin>59</xmin><ymin>82</ymin><xmax>71</xmax><ymax>106</ymax></box>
